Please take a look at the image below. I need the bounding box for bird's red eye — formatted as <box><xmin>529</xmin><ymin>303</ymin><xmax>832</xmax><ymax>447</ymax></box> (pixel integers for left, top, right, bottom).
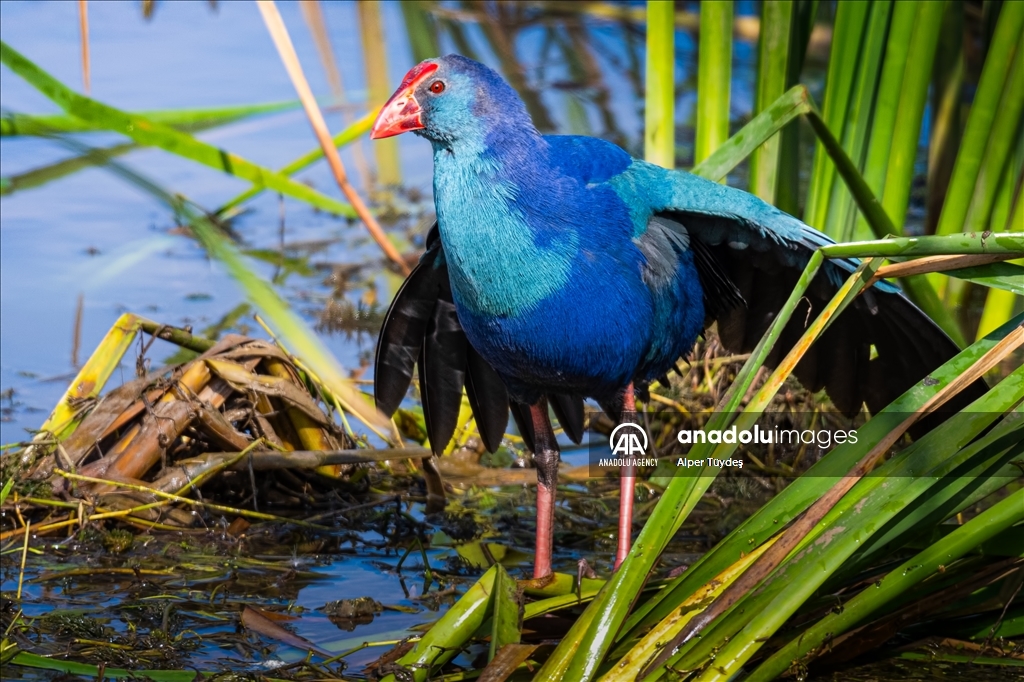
<box><xmin>429</xmin><ymin>80</ymin><xmax>445</xmax><ymax>94</ymax></box>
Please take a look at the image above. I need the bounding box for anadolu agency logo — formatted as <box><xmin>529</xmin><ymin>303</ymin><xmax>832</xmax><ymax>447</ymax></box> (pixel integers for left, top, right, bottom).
<box><xmin>610</xmin><ymin>422</ymin><xmax>648</xmax><ymax>456</ymax></box>
<box><xmin>600</xmin><ymin>423</ymin><xmax>658</xmax><ymax>469</ymax></box>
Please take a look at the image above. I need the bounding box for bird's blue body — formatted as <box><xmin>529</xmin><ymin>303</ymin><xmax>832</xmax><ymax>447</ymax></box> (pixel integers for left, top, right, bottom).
<box><xmin>374</xmin><ymin>53</ymin><xmax>955</xmax><ymax>432</ymax></box>
<box><xmin>417</xmin><ymin>55</ymin><xmax>876</xmax><ymax>406</ymax></box>
<box><xmin>432</xmin><ymin>131</ymin><xmax>700</xmax><ymax>404</ymax></box>
<box><xmin>372</xmin><ymin>53</ymin><xmax>975</xmax><ymax>577</ymax></box>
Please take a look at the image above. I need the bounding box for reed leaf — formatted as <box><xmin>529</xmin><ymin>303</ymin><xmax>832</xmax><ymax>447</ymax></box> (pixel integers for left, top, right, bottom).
<box><xmin>599</xmin><ymin>538</ymin><xmax>778</xmax><ymax>682</ymax></box>
<box><xmin>853</xmin><ymin>0</ymin><xmax>917</xmax><ymax>235</ymax></box>
<box><xmin>803</xmin><ymin>0</ymin><xmax>870</xmax><ymax>231</ymax></box>
<box><xmin>381</xmin><ymin>565</ymin><xmax>498</xmax><ymax>682</ymax></box>
<box><xmin>802</xmin><ymin>104</ymin><xmax>963</xmax><ymax>342</ymax></box>
<box><xmin>0</xmin><ymin>101</ymin><xmax>298</xmax><ymax>137</ymax></box>
<box><xmin>751</xmin><ymin>467</ymin><xmax>1024</xmax><ymax>680</ymax></box>
<box><xmin>876</xmin><ymin>1</ymin><xmax>946</xmax><ymax>231</ymax></box>
<box><xmin>400</xmin><ymin>0</ymin><xmax>440</xmax><ymax>64</ymax></box>
<box><xmin>977</xmin><ymin>135</ymin><xmax>1024</xmax><ymax>338</ymax></box>
<box><xmin>217</xmin><ymin>109</ymin><xmax>375</xmax><ymax>215</ymax></box>
<box><xmin>689</xmin><ymin>373</ymin><xmax>1024</xmax><ymax>681</ymax></box>
<box><xmin>944</xmin><ymin>262</ymin><xmax>1024</xmax><ymax>295</ymax></box>
<box><xmin>78</xmin><ymin>0</ymin><xmax>89</xmax><ymax>93</ymax></box>
<box><xmin>615</xmin><ymin>314</ymin><xmax>1023</xmax><ymax>648</ymax></box>
<box><xmin>692</xmin><ymin>85</ymin><xmax>809</xmax><ymax>182</ymax></box>
<box><xmin>646</xmin><ymin>322</ymin><xmax>1024</xmax><ymax>677</ymax></box>
<box><xmin>9</xmin><ymin>650</ymin><xmax>202</xmax><ymax>682</ymax></box>
<box><xmin>26</xmin><ymin>312</ymin><xmax>140</xmax><ymax>446</ymax></box>
<box><xmin>0</xmin><ymin>41</ymin><xmax>357</xmax><ymax>218</ymax></box>
<box><xmin>776</xmin><ymin>0</ymin><xmax>818</xmax><ymax>216</ymax></box>
<box><xmin>489</xmin><ymin>564</ymin><xmax>521</xmax><ymax>662</ymax></box>
<box><xmin>358</xmin><ymin>0</ymin><xmax>401</xmax><ymax>187</ymax></box>
<box><xmin>925</xmin><ymin>0</ymin><xmax>965</xmax><ymax>235</ymax></box>
<box><xmin>1</xmin><ymin>141</ymin><xmax>135</xmax><ymax>196</ymax></box>
<box><xmin>694</xmin><ymin>0</ymin><xmax>732</xmax><ymax>166</ymax></box>
<box><xmin>934</xmin><ymin>0</ymin><xmax>1024</xmax><ymax>237</ymax></box>
<box><xmin>962</xmin><ymin>32</ymin><xmax>1024</xmax><ymax>235</ymax></box>
<box><xmin>825</xmin><ymin>1</ymin><xmax>892</xmax><ymax>241</ymax></box>
<box><xmin>748</xmin><ymin>0</ymin><xmax>793</xmax><ymax>203</ymax></box>
<box><xmin>644</xmin><ymin>0</ymin><xmax>675</xmax><ymax>169</ymax></box>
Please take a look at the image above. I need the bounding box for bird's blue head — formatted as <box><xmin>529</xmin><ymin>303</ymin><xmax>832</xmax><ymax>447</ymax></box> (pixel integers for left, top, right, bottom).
<box><xmin>370</xmin><ymin>55</ymin><xmax>535</xmax><ymax>151</ymax></box>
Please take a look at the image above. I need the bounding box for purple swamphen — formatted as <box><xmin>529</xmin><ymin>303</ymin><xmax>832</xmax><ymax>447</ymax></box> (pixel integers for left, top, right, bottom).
<box><xmin>369</xmin><ymin>55</ymin><xmax>976</xmax><ymax>578</ymax></box>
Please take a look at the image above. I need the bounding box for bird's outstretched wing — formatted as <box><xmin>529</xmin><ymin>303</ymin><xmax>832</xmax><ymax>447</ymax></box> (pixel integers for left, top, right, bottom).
<box><xmin>651</xmin><ymin>182</ymin><xmax>987</xmax><ymax>416</ymax></box>
<box><xmin>374</xmin><ymin>224</ymin><xmax>585</xmax><ymax>455</ymax></box>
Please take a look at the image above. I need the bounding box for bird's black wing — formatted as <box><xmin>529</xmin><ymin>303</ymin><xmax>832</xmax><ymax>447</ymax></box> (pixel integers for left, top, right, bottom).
<box><xmin>652</xmin><ymin>211</ymin><xmax>986</xmax><ymax>417</ymax></box>
<box><xmin>375</xmin><ymin>223</ymin><xmax>584</xmax><ymax>454</ymax></box>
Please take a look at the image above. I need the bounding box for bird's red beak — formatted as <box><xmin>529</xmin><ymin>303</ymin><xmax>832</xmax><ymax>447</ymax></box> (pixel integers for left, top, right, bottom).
<box><xmin>370</xmin><ymin>62</ymin><xmax>439</xmax><ymax>139</ymax></box>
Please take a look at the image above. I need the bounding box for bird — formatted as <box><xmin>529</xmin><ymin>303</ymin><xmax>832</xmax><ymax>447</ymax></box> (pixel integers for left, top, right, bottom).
<box><xmin>369</xmin><ymin>55</ymin><xmax>978</xmax><ymax>579</ymax></box>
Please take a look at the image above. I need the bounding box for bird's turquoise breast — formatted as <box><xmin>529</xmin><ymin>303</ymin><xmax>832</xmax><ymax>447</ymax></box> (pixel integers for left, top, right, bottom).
<box><xmin>432</xmin><ymin>152</ymin><xmax>577</xmax><ymax>318</ymax></box>
<box><xmin>430</xmin><ymin>146</ymin><xmax>659</xmax><ymax>399</ymax></box>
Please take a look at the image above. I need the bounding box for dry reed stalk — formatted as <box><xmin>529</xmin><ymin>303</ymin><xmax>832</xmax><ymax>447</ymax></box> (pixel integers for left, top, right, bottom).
<box><xmin>78</xmin><ymin>0</ymin><xmax>90</xmax><ymax>94</ymax></box>
<box><xmin>256</xmin><ymin>0</ymin><xmax>411</xmax><ymax>275</ymax></box>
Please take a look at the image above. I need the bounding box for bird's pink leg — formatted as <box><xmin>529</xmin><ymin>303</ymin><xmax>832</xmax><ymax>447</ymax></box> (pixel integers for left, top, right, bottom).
<box><xmin>530</xmin><ymin>398</ymin><xmax>560</xmax><ymax>579</ymax></box>
<box><xmin>615</xmin><ymin>384</ymin><xmax>637</xmax><ymax>570</ymax></box>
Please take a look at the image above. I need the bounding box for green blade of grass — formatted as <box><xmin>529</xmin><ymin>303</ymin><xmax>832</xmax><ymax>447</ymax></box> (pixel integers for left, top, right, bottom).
<box><xmin>0</xmin><ymin>100</ymin><xmax>298</xmax><ymax>136</ymax></box>
<box><xmin>216</xmin><ymin>108</ymin><xmax>376</xmax><ymax>215</ymax></box>
<box><xmin>825</xmin><ymin>423</ymin><xmax>1024</xmax><ymax>584</ymax></box>
<box><xmin>962</xmin><ymin>31</ymin><xmax>1024</xmax><ymax>235</ymax></box>
<box><xmin>875</xmin><ymin>1</ymin><xmax>946</xmax><ymax>232</ymax></box>
<box><xmin>0</xmin><ymin>41</ymin><xmax>358</xmax><ymax>218</ymax></box>
<box><xmin>802</xmin><ymin>102</ymin><xmax>964</xmax><ymax>343</ymax></box>
<box><xmin>925</xmin><ymin>1</ymin><xmax>965</xmax><ymax>235</ymax></box>
<box><xmin>614</xmin><ymin>314</ymin><xmax>1024</xmax><ymax>648</ymax></box>
<box><xmin>977</xmin><ymin>140</ymin><xmax>1024</xmax><ymax>338</ymax></box>
<box><xmin>660</xmin><ymin>359</ymin><xmax>1024</xmax><ymax>677</ymax></box>
<box><xmin>644</xmin><ymin>0</ymin><xmax>675</xmax><ymax>169</ymax></box>
<box><xmin>803</xmin><ymin>0</ymin><xmax>870</xmax><ymax>230</ymax></box>
<box><xmin>693</xmin><ymin>372</ymin><xmax>1024</xmax><ymax>681</ymax></box>
<box><xmin>489</xmin><ymin>564</ymin><xmax>521</xmax><ymax>662</ymax></box>
<box><xmin>1</xmin><ymin>141</ymin><xmax>136</xmax><ymax>196</ymax></box>
<box><xmin>750</xmin><ymin>481</ymin><xmax>1024</xmax><ymax>680</ymax></box>
<box><xmin>692</xmin><ymin>85</ymin><xmax>810</xmax><ymax>182</ymax></box>
<box><xmin>694</xmin><ymin>0</ymin><xmax>732</xmax><ymax>167</ymax></box>
<box><xmin>852</xmin><ymin>0</ymin><xmax>917</xmax><ymax>235</ymax></box>
<box><xmin>400</xmin><ymin>1</ymin><xmax>440</xmax><ymax>63</ymax></box>
<box><xmin>9</xmin><ymin>650</ymin><xmax>205</xmax><ymax>682</ymax></box>
<box><xmin>945</xmin><ymin>262</ymin><xmax>1024</xmax><ymax>295</ymax></box>
<box><xmin>775</xmin><ymin>0</ymin><xmax>817</xmax><ymax>216</ymax></box>
<box><xmin>748</xmin><ymin>0</ymin><xmax>793</xmax><ymax>203</ymax></box>
<box><xmin>826</xmin><ymin>0</ymin><xmax>893</xmax><ymax>241</ymax></box>
<box><xmin>382</xmin><ymin>565</ymin><xmax>498</xmax><ymax>682</ymax></box>
<box><xmin>819</xmin><ymin>232</ymin><xmax>1024</xmax><ymax>258</ymax></box>
<box><xmin>2</xmin><ymin>103</ymin><xmax>286</xmax><ymax>197</ymax></box>
<box><xmin>0</xmin><ymin>478</ymin><xmax>14</xmax><ymax>506</ymax></box>
<box><xmin>935</xmin><ymin>0</ymin><xmax>1024</xmax><ymax>237</ymax></box>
